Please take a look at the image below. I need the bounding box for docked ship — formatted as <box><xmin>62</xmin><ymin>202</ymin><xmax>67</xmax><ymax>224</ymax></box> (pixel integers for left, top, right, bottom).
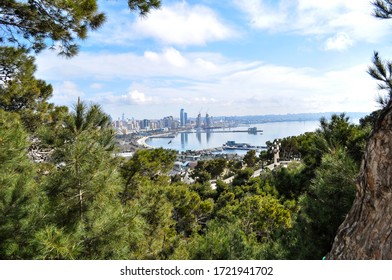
<box><xmin>223</xmin><ymin>141</ymin><xmax>258</xmax><ymax>150</ymax></box>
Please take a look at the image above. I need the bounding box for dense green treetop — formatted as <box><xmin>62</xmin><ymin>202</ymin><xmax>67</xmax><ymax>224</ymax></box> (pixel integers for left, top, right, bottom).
<box><xmin>0</xmin><ymin>47</ymin><xmax>53</xmax><ymax>131</ymax></box>
<box><xmin>0</xmin><ymin>109</ymin><xmax>39</xmax><ymax>259</ymax></box>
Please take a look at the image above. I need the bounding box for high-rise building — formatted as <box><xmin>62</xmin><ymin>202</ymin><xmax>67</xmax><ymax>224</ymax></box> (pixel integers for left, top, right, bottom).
<box><xmin>180</xmin><ymin>108</ymin><xmax>184</xmax><ymax>127</ymax></box>
<box><xmin>163</xmin><ymin>116</ymin><xmax>174</xmax><ymax>128</ymax></box>
<box><xmin>205</xmin><ymin>113</ymin><xmax>212</xmax><ymax>128</ymax></box>
<box><xmin>140</xmin><ymin>119</ymin><xmax>150</xmax><ymax>130</ymax></box>
<box><xmin>184</xmin><ymin>112</ymin><xmax>188</xmax><ymax>127</ymax></box>
<box><xmin>196</xmin><ymin>113</ymin><xmax>202</xmax><ymax>129</ymax></box>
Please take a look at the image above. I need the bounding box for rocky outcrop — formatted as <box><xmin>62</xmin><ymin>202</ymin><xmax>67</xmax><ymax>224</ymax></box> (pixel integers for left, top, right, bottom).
<box><xmin>328</xmin><ymin>106</ymin><xmax>392</xmax><ymax>259</ymax></box>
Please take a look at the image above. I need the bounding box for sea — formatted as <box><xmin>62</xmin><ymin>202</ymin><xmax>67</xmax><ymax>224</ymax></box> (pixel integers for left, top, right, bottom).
<box><xmin>145</xmin><ymin>120</ymin><xmax>323</xmax><ymax>153</ymax></box>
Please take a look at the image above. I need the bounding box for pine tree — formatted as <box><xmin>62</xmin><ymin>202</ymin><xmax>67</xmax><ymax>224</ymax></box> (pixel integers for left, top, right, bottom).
<box><xmin>40</xmin><ymin>101</ymin><xmax>131</xmax><ymax>259</ymax></box>
<box><xmin>0</xmin><ymin>0</ymin><xmax>161</xmax><ymax>56</ymax></box>
<box><xmin>0</xmin><ymin>109</ymin><xmax>39</xmax><ymax>259</ymax></box>
<box><xmin>0</xmin><ymin>47</ymin><xmax>54</xmax><ymax>132</ymax></box>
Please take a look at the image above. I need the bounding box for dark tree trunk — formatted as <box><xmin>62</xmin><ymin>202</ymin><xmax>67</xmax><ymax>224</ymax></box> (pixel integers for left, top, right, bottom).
<box><xmin>328</xmin><ymin>105</ymin><xmax>392</xmax><ymax>259</ymax></box>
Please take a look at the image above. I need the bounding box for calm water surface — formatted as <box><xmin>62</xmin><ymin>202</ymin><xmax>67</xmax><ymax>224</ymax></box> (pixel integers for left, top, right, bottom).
<box><xmin>146</xmin><ymin>121</ymin><xmax>321</xmax><ymax>152</ymax></box>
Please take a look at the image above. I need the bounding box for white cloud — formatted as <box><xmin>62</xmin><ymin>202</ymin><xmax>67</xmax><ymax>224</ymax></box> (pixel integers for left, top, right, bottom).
<box><xmin>325</xmin><ymin>32</ymin><xmax>354</xmax><ymax>51</ymax></box>
<box><xmin>96</xmin><ymin>90</ymin><xmax>156</xmax><ymax>106</ymax></box>
<box><xmin>127</xmin><ymin>90</ymin><xmax>153</xmax><ymax>104</ymax></box>
<box><xmin>36</xmin><ymin>48</ymin><xmax>255</xmax><ymax>82</ymax></box>
<box><xmin>90</xmin><ymin>1</ymin><xmax>237</xmax><ymax>47</ymax></box>
<box><xmin>163</xmin><ymin>48</ymin><xmax>188</xmax><ymax>67</ymax></box>
<box><xmin>37</xmin><ymin>48</ymin><xmax>378</xmax><ymax>118</ymax></box>
<box><xmin>134</xmin><ymin>2</ymin><xmax>235</xmax><ymax>46</ymax></box>
<box><xmin>232</xmin><ymin>0</ymin><xmax>287</xmax><ymax>30</ymax></box>
<box><xmin>51</xmin><ymin>81</ymin><xmax>84</xmax><ymax>106</ymax></box>
<box><xmin>234</xmin><ymin>0</ymin><xmax>392</xmax><ymax>50</ymax></box>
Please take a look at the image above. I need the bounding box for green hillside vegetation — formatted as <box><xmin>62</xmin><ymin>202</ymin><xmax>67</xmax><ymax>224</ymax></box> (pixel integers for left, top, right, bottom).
<box><xmin>0</xmin><ymin>0</ymin><xmax>387</xmax><ymax>260</ymax></box>
<box><xmin>0</xmin><ymin>52</ymin><xmax>374</xmax><ymax>258</ymax></box>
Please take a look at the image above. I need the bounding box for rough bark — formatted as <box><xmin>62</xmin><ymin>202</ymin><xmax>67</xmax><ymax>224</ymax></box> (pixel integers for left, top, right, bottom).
<box><xmin>327</xmin><ymin>105</ymin><xmax>392</xmax><ymax>259</ymax></box>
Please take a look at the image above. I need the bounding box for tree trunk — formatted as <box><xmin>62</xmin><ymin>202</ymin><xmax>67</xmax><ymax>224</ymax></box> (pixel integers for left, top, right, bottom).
<box><xmin>327</xmin><ymin>105</ymin><xmax>392</xmax><ymax>259</ymax></box>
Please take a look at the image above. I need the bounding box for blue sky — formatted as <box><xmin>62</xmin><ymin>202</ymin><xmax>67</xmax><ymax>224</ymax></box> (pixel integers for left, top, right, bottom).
<box><xmin>35</xmin><ymin>0</ymin><xmax>392</xmax><ymax>120</ymax></box>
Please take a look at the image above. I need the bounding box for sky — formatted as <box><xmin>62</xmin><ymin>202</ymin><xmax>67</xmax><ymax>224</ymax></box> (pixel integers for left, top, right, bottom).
<box><xmin>35</xmin><ymin>0</ymin><xmax>392</xmax><ymax>120</ymax></box>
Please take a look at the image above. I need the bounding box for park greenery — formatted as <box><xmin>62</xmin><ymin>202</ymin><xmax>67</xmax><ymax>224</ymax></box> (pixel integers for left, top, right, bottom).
<box><xmin>0</xmin><ymin>0</ymin><xmax>391</xmax><ymax>260</ymax></box>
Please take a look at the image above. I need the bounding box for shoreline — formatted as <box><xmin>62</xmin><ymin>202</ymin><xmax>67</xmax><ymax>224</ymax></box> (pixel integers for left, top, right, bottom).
<box><xmin>136</xmin><ymin>136</ymin><xmax>153</xmax><ymax>149</ymax></box>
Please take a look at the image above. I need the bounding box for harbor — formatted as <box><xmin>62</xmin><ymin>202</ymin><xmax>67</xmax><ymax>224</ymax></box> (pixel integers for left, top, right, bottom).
<box><xmin>145</xmin><ymin>121</ymin><xmax>320</xmax><ymax>153</ymax></box>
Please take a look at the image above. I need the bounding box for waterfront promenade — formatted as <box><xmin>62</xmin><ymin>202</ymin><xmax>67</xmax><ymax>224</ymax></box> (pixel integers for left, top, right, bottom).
<box><xmin>136</xmin><ymin>136</ymin><xmax>152</xmax><ymax>148</ymax></box>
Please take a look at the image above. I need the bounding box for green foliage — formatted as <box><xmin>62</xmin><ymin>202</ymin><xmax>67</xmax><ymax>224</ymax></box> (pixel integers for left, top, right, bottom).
<box><xmin>373</xmin><ymin>0</ymin><xmax>392</xmax><ymax>19</ymax></box>
<box><xmin>186</xmin><ymin>192</ymin><xmax>292</xmax><ymax>260</ymax></box>
<box><xmin>187</xmin><ymin>220</ymin><xmax>254</xmax><ymax>260</ymax></box>
<box><xmin>359</xmin><ymin>109</ymin><xmax>382</xmax><ymax>130</ymax></box>
<box><xmin>0</xmin><ymin>0</ymin><xmax>105</xmax><ymax>56</ymax></box>
<box><xmin>367</xmin><ymin>51</ymin><xmax>392</xmax><ymax>108</ymax></box>
<box><xmin>130</xmin><ymin>181</ymin><xmax>176</xmax><ymax>259</ymax></box>
<box><xmin>0</xmin><ymin>110</ymin><xmax>39</xmax><ymax>259</ymax></box>
<box><xmin>0</xmin><ymin>47</ymin><xmax>53</xmax><ymax>132</ymax></box>
<box><xmin>192</xmin><ymin>159</ymin><xmax>227</xmax><ymax>181</ymax></box>
<box><xmin>258</xmin><ymin>150</ymin><xmax>272</xmax><ymax>167</ymax></box>
<box><xmin>232</xmin><ymin>167</ymin><xmax>254</xmax><ymax>186</ymax></box>
<box><xmin>277</xmin><ymin>137</ymin><xmax>301</xmax><ymax>160</ymax></box>
<box><xmin>235</xmin><ymin>195</ymin><xmax>292</xmax><ymax>242</ymax></box>
<box><xmin>43</xmin><ymin>129</ymin><xmax>129</xmax><ymax>259</ymax></box>
<box><xmin>128</xmin><ymin>0</ymin><xmax>162</xmax><ymax>17</ymax></box>
<box><xmin>315</xmin><ymin>113</ymin><xmax>368</xmax><ymax>164</ymax></box>
<box><xmin>120</xmin><ymin>147</ymin><xmax>176</xmax><ymax>202</ymax></box>
<box><xmin>273</xmin><ymin>164</ymin><xmax>307</xmax><ymax>199</ymax></box>
<box><xmin>243</xmin><ymin>150</ymin><xmax>257</xmax><ymax>167</ymax></box>
<box><xmin>32</xmin><ymin>225</ymin><xmax>80</xmax><ymax>260</ymax></box>
<box><xmin>293</xmin><ymin>149</ymin><xmax>357</xmax><ymax>259</ymax></box>
<box><xmin>0</xmin><ymin>1</ymin><xmax>160</xmax><ymax>56</ymax></box>
<box><xmin>167</xmin><ymin>184</ymin><xmax>213</xmax><ymax>237</ymax></box>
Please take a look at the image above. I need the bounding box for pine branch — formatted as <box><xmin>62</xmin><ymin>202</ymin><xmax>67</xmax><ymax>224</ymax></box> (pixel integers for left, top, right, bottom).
<box><xmin>373</xmin><ymin>0</ymin><xmax>392</xmax><ymax>18</ymax></box>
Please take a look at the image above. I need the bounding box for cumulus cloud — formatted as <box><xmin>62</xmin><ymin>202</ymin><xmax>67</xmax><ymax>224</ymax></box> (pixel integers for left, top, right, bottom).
<box><xmin>325</xmin><ymin>32</ymin><xmax>354</xmax><ymax>51</ymax></box>
<box><xmin>89</xmin><ymin>1</ymin><xmax>237</xmax><ymax>47</ymax></box>
<box><xmin>36</xmin><ymin>47</ymin><xmax>254</xmax><ymax>82</ymax></box>
<box><xmin>51</xmin><ymin>81</ymin><xmax>84</xmax><ymax>106</ymax></box>
<box><xmin>234</xmin><ymin>0</ymin><xmax>391</xmax><ymax>50</ymax></box>
<box><xmin>97</xmin><ymin>90</ymin><xmax>156</xmax><ymax>106</ymax></box>
<box><xmin>126</xmin><ymin>90</ymin><xmax>154</xmax><ymax>104</ymax></box>
<box><xmin>37</xmin><ymin>47</ymin><xmax>377</xmax><ymax>118</ymax></box>
<box><xmin>133</xmin><ymin>2</ymin><xmax>236</xmax><ymax>46</ymax></box>
<box><xmin>162</xmin><ymin>48</ymin><xmax>189</xmax><ymax>67</ymax></box>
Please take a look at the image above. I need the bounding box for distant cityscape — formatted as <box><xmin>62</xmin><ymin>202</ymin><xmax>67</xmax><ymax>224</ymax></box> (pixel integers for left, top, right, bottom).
<box><xmin>111</xmin><ymin>110</ymin><xmax>368</xmax><ymax>135</ymax></box>
<box><xmin>112</xmin><ymin>108</ymin><xmax>227</xmax><ymax>135</ymax></box>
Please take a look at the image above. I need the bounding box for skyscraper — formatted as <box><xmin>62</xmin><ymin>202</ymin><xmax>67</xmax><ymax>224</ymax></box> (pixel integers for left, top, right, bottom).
<box><xmin>196</xmin><ymin>113</ymin><xmax>202</xmax><ymax>129</ymax></box>
<box><xmin>180</xmin><ymin>108</ymin><xmax>184</xmax><ymax>127</ymax></box>
<box><xmin>205</xmin><ymin>113</ymin><xmax>212</xmax><ymax>128</ymax></box>
<box><xmin>184</xmin><ymin>112</ymin><xmax>188</xmax><ymax>127</ymax></box>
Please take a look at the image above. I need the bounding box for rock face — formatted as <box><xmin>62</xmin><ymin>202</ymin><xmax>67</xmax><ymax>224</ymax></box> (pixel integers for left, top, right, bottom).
<box><xmin>328</xmin><ymin>106</ymin><xmax>392</xmax><ymax>259</ymax></box>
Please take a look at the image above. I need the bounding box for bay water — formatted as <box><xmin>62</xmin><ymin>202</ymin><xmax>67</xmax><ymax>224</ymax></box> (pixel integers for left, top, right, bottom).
<box><xmin>146</xmin><ymin>120</ymin><xmax>322</xmax><ymax>152</ymax></box>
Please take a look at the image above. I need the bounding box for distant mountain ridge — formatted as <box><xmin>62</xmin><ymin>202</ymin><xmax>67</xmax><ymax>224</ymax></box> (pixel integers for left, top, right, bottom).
<box><xmin>216</xmin><ymin>112</ymin><xmax>369</xmax><ymax>123</ymax></box>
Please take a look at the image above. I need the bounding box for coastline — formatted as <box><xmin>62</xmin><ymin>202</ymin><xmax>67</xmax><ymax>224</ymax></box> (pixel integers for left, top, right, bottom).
<box><xmin>136</xmin><ymin>136</ymin><xmax>153</xmax><ymax>149</ymax></box>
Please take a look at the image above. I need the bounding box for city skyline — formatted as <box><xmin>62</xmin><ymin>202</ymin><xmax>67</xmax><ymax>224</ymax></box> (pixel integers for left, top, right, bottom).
<box><xmin>112</xmin><ymin>110</ymin><xmax>367</xmax><ymax>124</ymax></box>
<box><xmin>34</xmin><ymin>0</ymin><xmax>392</xmax><ymax>119</ymax></box>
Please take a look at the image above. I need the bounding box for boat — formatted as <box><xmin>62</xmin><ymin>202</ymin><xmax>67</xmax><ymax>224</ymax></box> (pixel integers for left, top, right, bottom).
<box><xmin>222</xmin><ymin>141</ymin><xmax>259</xmax><ymax>150</ymax></box>
<box><xmin>247</xmin><ymin>127</ymin><xmax>258</xmax><ymax>134</ymax></box>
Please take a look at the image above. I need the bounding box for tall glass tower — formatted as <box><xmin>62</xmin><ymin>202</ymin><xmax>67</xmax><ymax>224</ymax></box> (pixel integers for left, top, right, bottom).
<box><xmin>180</xmin><ymin>108</ymin><xmax>184</xmax><ymax>127</ymax></box>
